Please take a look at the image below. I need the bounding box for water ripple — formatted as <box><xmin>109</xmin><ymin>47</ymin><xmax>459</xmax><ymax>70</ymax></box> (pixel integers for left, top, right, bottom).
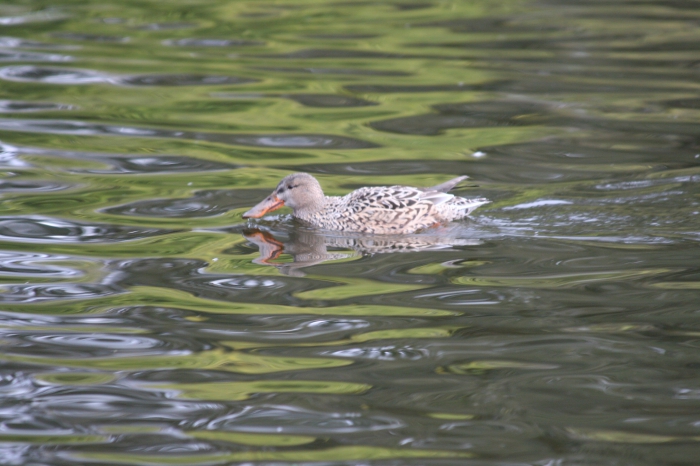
<box><xmin>29</xmin><ymin>388</ymin><xmax>221</xmax><ymax>420</ymax></box>
<box><xmin>259</xmin><ymin>48</ymin><xmax>444</xmax><ymax>60</ymax></box>
<box><xmin>0</xmin><ymin>179</ymin><xmax>67</xmax><ymax>192</ymax></box>
<box><xmin>0</xmin><ymin>118</ymin><xmax>379</xmax><ymax>149</ymax></box>
<box><xmin>0</xmin><ymin>66</ymin><xmax>111</xmax><ymax>84</ymax></box>
<box><xmin>51</xmin><ymin>33</ymin><xmax>129</xmax><ymax>43</ymax></box>
<box><xmin>282</xmin><ymin>93</ymin><xmax>377</xmax><ymax>108</ymax></box>
<box><xmin>26</xmin><ymin>333</ymin><xmax>160</xmax><ymax>350</ymax></box>
<box><xmin>5</xmin><ymin>143</ymin><xmax>237</xmax><ymax>174</ymax></box>
<box><xmin>0</xmin><ymin>251</ymin><xmax>86</xmax><ymax>278</ymax></box>
<box><xmin>0</xmin><ymin>216</ymin><xmax>176</xmax><ymax>243</ymax></box>
<box><xmin>229</xmin><ymin>134</ymin><xmax>378</xmax><ymax>149</ymax></box>
<box><xmin>206</xmin><ymin>405</ymin><xmax>404</xmax><ymax>434</ymax></box>
<box><xmin>115</xmin><ymin>258</ymin><xmax>318</xmax><ymax>302</ymax></box>
<box><xmin>0</xmin><ymin>283</ymin><xmax>123</xmax><ymax>303</ymax></box>
<box><xmin>133</xmin><ymin>22</ymin><xmax>198</xmax><ymax>31</ymax></box>
<box><xmin>0</xmin><ymin>100</ymin><xmax>72</xmax><ymax>113</ymax></box>
<box><xmin>370</xmin><ymin>100</ymin><xmax>548</xmax><ymax>135</ymax></box>
<box><xmin>164</xmin><ymin>38</ymin><xmax>264</xmax><ymax>47</ymax></box>
<box><xmin>252</xmin><ymin>66</ymin><xmax>411</xmax><ymax>76</ymax></box>
<box><xmin>0</xmin><ymin>310</ymin><xmax>126</xmax><ymax>328</ymax></box>
<box><xmin>326</xmin><ymin>345</ymin><xmax>429</xmax><ymax>361</ymax></box>
<box><xmin>0</xmin><ymin>36</ymin><xmax>71</xmax><ymax>49</ymax></box>
<box><xmin>0</xmin><ymin>50</ymin><xmax>71</xmax><ymax>62</ymax></box>
<box><xmin>0</xmin><ymin>66</ymin><xmax>258</xmax><ymax>86</ymax></box>
<box><xmin>205</xmin><ymin>318</ymin><xmax>371</xmax><ymax>341</ymax></box>
<box><xmin>105</xmin><ymin>189</ymin><xmax>268</xmax><ymax>217</ymax></box>
<box><xmin>79</xmin><ymin>156</ymin><xmax>238</xmax><ymax>175</ymax></box>
<box><xmin>120</xmin><ymin>74</ymin><xmax>257</xmax><ymax>86</ymax></box>
<box><xmin>291</xmin><ymin>160</ymin><xmax>472</xmax><ymax>176</ymax></box>
<box><xmin>214</xmin><ymin>92</ymin><xmax>378</xmax><ymax>107</ymax></box>
<box><xmin>0</xmin><ymin>9</ymin><xmax>67</xmax><ymax>26</ymax></box>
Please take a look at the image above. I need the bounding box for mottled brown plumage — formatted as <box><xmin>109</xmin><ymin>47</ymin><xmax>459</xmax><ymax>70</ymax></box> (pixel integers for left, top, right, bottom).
<box><xmin>243</xmin><ymin>173</ymin><xmax>489</xmax><ymax>234</ymax></box>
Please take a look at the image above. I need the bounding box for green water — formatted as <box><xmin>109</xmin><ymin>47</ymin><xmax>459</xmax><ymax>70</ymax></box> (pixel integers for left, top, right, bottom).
<box><xmin>0</xmin><ymin>0</ymin><xmax>699</xmax><ymax>465</ymax></box>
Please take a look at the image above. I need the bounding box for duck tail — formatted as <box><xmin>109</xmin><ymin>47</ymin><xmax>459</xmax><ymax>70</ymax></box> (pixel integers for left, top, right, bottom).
<box><xmin>461</xmin><ymin>197</ymin><xmax>490</xmax><ymax>215</ymax></box>
<box><xmin>425</xmin><ymin>175</ymin><xmax>469</xmax><ymax>193</ymax></box>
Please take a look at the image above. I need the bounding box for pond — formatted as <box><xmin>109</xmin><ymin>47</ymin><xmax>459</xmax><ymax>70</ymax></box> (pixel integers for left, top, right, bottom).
<box><xmin>0</xmin><ymin>0</ymin><xmax>699</xmax><ymax>465</ymax></box>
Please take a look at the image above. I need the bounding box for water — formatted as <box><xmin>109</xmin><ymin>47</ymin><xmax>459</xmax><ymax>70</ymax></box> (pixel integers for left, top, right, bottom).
<box><xmin>0</xmin><ymin>0</ymin><xmax>699</xmax><ymax>464</ymax></box>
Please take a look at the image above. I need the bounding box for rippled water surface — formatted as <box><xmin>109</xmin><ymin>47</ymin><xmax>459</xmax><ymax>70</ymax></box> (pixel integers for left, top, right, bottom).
<box><xmin>1</xmin><ymin>0</ymin><xmax>699</xmax><ymax>465</ymax></box>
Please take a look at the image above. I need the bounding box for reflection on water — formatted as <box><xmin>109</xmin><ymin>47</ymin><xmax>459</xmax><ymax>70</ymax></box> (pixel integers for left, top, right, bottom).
<box><xmin>0</xmin><ymin>0</ymin><xmax>699</xmax><ymax>464</ymax></box>
<box><xmin>244</xmin><ymin>225</ymin><xmax>482</xmax><ymax>276</ymax></box>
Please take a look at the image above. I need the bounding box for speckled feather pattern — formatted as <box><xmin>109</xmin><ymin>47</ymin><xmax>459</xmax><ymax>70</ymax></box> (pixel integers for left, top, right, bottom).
<box><xmin>243</xmin><ymin>173</ymin><xmax>489</xmax><ymax>234</ymax></box>
<box><xmin>298</xmin><ymin>186</ymin><xmax>486</xmax><ymax>234</ymax></box>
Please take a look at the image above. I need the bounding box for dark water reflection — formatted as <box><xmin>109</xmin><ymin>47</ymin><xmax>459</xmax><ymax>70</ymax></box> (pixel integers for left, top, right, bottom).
<box><xmin>0</xmin><ymin>0</ymin><xmax>699</xmax><ymax>465</ymax></box>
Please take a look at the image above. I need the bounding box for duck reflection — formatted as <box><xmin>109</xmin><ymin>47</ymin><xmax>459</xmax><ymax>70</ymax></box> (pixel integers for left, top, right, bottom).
<box><xmin>244</xmin><ymin>224</ymin><xmax>482</xmax><ymax>276</ymax></box>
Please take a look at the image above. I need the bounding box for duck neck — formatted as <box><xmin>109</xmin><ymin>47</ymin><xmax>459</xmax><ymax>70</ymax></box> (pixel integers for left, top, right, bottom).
<box><xmin>294</xmin><ymin>197</ymin><xmax>326</xmax><ymax>220</ymax></box>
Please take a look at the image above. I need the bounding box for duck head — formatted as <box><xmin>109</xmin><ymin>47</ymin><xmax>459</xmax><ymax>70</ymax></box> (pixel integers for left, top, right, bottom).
<box><xmin>243</xmin><ymin>173</ymin><xmax>325</xmax><ymax>219</ymax></box>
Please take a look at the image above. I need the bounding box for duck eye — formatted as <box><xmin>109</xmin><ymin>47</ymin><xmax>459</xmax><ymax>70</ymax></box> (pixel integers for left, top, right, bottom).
<box><xmin>287</xmin><ymin>185</ymin><xmax>293</xmax><ymax>190</ymax></box>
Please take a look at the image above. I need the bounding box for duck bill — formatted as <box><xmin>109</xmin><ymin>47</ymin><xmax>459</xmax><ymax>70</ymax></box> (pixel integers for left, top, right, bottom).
<box><xmin>243</xmin><ymin>195</ymin><xmax>285</xmax><ymax>218</ymax></box>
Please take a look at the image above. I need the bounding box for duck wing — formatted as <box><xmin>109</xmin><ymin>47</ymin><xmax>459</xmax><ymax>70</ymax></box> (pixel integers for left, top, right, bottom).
<box><xmin>329</xmin><ymin>186</ymin><xmax>447</xmax><ymax>233</ymax></box>
<box><xmin>345</xmin><ymin>186</ymin><xmax>447</xmax><ymax>211</ymax></box>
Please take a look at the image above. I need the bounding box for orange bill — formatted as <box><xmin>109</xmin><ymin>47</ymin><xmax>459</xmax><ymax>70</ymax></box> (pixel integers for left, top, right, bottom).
<box><xmin>242</xmin><ymin>195</ymin><xmax>285</xmax><ymax>218</ymax></box>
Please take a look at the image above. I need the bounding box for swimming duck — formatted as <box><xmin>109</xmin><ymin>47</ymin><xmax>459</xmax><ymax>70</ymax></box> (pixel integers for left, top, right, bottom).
<box><xmin>242</xmin><ymin>172</ymin><xmax>489</xmax><ymax>234</ymax></box>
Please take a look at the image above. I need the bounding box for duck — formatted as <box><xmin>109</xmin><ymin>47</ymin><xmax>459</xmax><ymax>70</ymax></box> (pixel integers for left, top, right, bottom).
<box><xmin>242</xmin><ymin>172</ymin><xmax>489</xmax><ymax>234</ymax></box>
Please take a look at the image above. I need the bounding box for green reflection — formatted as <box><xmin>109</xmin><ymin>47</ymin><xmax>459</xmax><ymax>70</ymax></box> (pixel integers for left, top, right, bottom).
<box><xmin>294</xmin><ymin>277</ymin><xmax>429</xmax><ymax>300</ymax></box>
<box><xmin>445</xmin><ymin>360</ymin><xmax>558</xmax><ymax>375</ymax></box>
<box><xmin>152</xmin><ymin>380</ymin><xmax>370</xmax><ymax>401</ymax></box>
<box><xmin>188</xmin><ymin>431</ymin><xmax>316</xmax><ymax>446</ymax></box>
<box><xmin>221</xmin><ymin>326</ymin><xmax>458</xmax><ymax>351</ymax></box>
<box><xmin>452</xmin><ymin>268</ymin><xmax>672</xmax><ymax>288</ymax></box>
<box><xmin>566</xmin><ymin>428</ymin><xmax>700</xmax><ymax>444</ymax></box>
<box><xmin>0</xmin><ymin>287</ymin><xmax>457</xmax><ymax>317</ymax></box>
<box><xmin>72</xmin><ymin>445</ymin><xmax>470</xmax><ymax>464</ymax></box>
<box><xmin>5</xmin><ymin>348</ymin><xmax>351</xmax><ymax>374</ymax></box>
<box><xmin>35</xmin><ymin>372</ymin><xmax>116</xmax><ymax>385</ymax></box>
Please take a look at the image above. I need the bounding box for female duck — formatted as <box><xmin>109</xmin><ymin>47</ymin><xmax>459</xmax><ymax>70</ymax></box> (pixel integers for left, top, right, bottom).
<box><xmin>243</xmin><ymin>173</ymin><xmax>488</xmax><ymax>234</ymax></box>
